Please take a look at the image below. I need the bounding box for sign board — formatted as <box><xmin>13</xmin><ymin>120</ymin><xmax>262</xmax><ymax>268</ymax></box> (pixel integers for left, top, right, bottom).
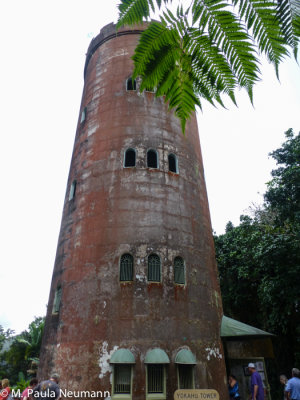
<box><xmin>174</xmin><ymin>389</ymin><xmax>219</xmax><ymax>400</ymax></box>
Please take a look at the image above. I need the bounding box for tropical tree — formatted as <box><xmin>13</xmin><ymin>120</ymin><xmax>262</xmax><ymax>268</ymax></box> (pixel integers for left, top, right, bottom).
<box><xmin>214</xmin><ymin>129</ymin><xmax>300</xmax><ymax>374</ymax></box>
<box><xmin>117</xmin><ymin>0</ymin><xmax>300</xmax><ymax>131</ymax></box>
<box><xmin>0</xmin><ymin>317</ymin><xmax>45</xmax><ymax>384</ymax></box>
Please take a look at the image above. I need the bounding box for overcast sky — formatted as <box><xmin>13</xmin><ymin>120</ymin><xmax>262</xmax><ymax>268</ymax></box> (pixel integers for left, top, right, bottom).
<box><xmin>0</xmin><ymin>0</ymin><xmax>299</xmax><ymax>334</ymax></box>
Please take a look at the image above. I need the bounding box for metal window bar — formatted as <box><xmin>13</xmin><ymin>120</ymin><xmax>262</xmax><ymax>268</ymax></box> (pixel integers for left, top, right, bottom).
<box><xmin>114</xmin><ymin>365</ymin><xmax>131</xmax><ymax>394</ymax></box>
<box><xmin>148</xmin><ymin>255</ymin><xmax>161</xmax><ymax>282</ymax></box>
<box><xmin>148</xmin><ymin>364</ymin><xmax>164</xmax><ymax>393</ymax></box>
<box><xmin>178</xmin><ymin>365</ymin><xmax>194</xmax><ymax>389</ymax></box>
<box><xmin>174</xmin><ymin>257</ymin><xmax>185</xmax><ymax>284</ymax></box>
<box><xmin>120</xmin><ymin>254</ymin><xmax>133</xmax><ymax>281</ymax></box>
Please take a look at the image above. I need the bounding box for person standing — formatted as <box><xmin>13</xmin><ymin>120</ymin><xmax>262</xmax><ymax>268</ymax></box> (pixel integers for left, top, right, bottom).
<box><xmin>285</xmin><ymin>368</ymin><xmax>300</xmax><ymax>400</ymax></box>
<box><xmin>280</xmin><ymin>375</ymin><xmax>288</xmax><ymax>400</ymax></box>
<box><xmin>0</xmin><ymin>379</ymin><xmax>11</xmax><ymax>400</ymax></box>
<box><xmin>32</xmin><ymin>374</ymin><xmax>60</xmax><ymax>400</ymax></box>
<box><xmin>248</xmin><ymin>363</ymin><xmax>265</xmax><ymax>400</ymax></box>
<box><xmin>228</xmin><ymin>374</ymin><xmax>241</xmax><ymax>400</ymax></box>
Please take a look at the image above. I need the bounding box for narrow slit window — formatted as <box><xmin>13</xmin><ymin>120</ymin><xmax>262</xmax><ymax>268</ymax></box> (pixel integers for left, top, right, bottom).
<box><xmin>168</xmin><ymin>154</ymin><xmax>178</xmax><ymax>173</ymax></box>
<box><xmin>147</xmin><ymin>364</ymin><xmax>164</xmax><ymax>394</ymax></box>
<box><xmin>52</xmin><ymin>286</ymin><xmax>62</xmax><ymax>314</ymax></box>
<box><xmin>114</xmin><ymin>365</ymin><xmax>132</xmax><ymax>394</ymax></box>
<box><xmin>148</xmin><ymin>254</ymin><xmax>161</xmax><ymax>282</ymax></box>
<box><xmin>178</xmin><ymin>365</ymin><xmax>194</xmax><ymax>389</ymax></box>
<box><xmin>174</xmin><ymin>257</ymin><xmax>185</xmax><ymax>284</ymax></box>
<box><xmin>147</xmin><ymin>149</ymin><xmax>158</xmax><ymax>169</ymax></box>
<box><xmin>69</xmin><ymin>180</ymin><xmax>77</xmax><ymax>200</ymax></box>
<box><xmin>124</xmin><ymin>149</ymin><xmax>136</xmax><ymax>167</ymax></box>
<box><xmin>126</xmin><ymin>77</ymin><xmax>136</xmax><ymax>91</ymax></box>
<box><xmin>120</xmin><ymin>254</ymin><xmax>134</xmax><ymax>281</ymax></box>
<box><xmin>80</xmin><ymin>107</ymin><xmax>87</xmax><ymax>123</ymax></box>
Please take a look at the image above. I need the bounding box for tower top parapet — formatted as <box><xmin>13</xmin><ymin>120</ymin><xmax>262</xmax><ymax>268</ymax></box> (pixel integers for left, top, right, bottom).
<box><xmin>84</xmin><ymin>22</ymin><xmax>145</xmax><ymax>78</ymax></box>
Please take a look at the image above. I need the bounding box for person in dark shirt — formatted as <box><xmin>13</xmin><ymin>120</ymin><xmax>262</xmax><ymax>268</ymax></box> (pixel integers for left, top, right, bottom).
<box><xmin>33</xmin><ymin>374</ymin><xmax>60</xmax><ymax>400</ymax></box>
<box><xmin>228</xmin><ymin>374</ymin><xmax>241</xmax><ymax>400</ymax></box>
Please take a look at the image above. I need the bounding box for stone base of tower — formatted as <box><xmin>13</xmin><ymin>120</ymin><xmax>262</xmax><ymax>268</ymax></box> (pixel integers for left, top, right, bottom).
<box><xmin>38</xmin><ymin>338</ymin><xmax>229</xmax><ymax>399</ymax></box>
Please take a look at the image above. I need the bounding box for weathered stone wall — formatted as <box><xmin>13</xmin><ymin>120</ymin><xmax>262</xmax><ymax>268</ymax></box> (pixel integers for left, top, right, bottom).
<box><xmin>38</xmin><ymin>22</ymin><xmax>228</xmax><ymax>399</ymax></box>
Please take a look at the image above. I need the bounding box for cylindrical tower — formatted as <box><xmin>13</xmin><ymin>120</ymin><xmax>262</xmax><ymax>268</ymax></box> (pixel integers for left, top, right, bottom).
<box><xmin>39</xmin><ymin>22</ymin><xmax>228</xmax><ymax>399</ymax></box>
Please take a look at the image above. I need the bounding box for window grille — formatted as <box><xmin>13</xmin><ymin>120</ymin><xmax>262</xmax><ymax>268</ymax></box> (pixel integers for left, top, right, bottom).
<box><xmin>120</xmin><ymin>254</ymin><xmax>134</xmax><ymax>281</ymax></box>
<box><xmin>148</xmin><ymin>364</ymin><xmax>164</xmax><ymax>393</ymax></box>
<box><xmin>174</xmin><ymin>257</ymin><xmax>185</xmax><ymax>284</ymax></box>
<box><xmin>148</xmin><ymin>254</ymin><xmax>161</xmax><ymax>282</ymax></box>
<box><xmin>127</xmin><ymin>77</ymin><xmax>136</xmax><ymax>91</ymax></box>
<box><xmin>168</xmin><ymin>154</ymin><xmax>178</xmax><ymax>173</ymax></box>
<box><xmin>69</xmin><ymin>180</ymin><xmax>77</xmax><ymax>200</ymax></box>
<box><xmin>178</xmin><ymin>365</ymin><xmax>194</xmax><ymax>389</ymax></box>
<box><xmin>114</xmin><ymin>365</ymin><xmax>131</xmax><ymax>394</ymax></box>
<box><xmin>147</xmin><ymin>150</ymin><xmax>158</xmax><ymax>169</ymax></box>
<box><xmin>124</xmin><ymin>149</ymin><xmax>136</xmax><ymax>167</ymax></box>
<box><xmin>52</xmin><ymin>286</ymin><xmax>62</xmax><ymax>313</ymax></box>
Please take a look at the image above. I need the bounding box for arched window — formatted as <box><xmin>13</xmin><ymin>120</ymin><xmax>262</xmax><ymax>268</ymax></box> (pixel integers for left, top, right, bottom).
<box><xmin>145</xmin><ymin>349</ymin><xmax>169</xmax><ymax>399</ymax></box>
<box><xmin>175</xmin><ymin>349</ymin><xmax>196</xmax><ymax>389</ymax></box>
<box><xmin>80</xmin><ymin>107</ymin><xmax>87</xmax><ymax>123</ymax></box>
<box><xmin>126</xmin><ymin>77</ymin><xmax>136</xmax><ymax>91</ymax></box>
<box><xmin>110</xmin><ymin>349</ymin><xmax>135</xmax><ymax>398</ymax></box>
<box><xmin>168</xmin><ymin>153</ymin><xmax>178</xmax><ymax>173</ymax></box>
<box><xmin>69</xmin><ymin>180</ymin><xmax>77</xmax><ymax>200</ymax></box>
<box><xmin>147</xmin><ymin>149</ymin><xmax>158</xmax><ymax>169</ymax></box>
<box><xmin>52</xmin><ymin>286</ymin><xmax>62</xmax><ymax>314</ymax></box>
<box><xmin>120</xmin><ymin>254</ymin><xmax>134</xmax><ymax>281</ymax></box>
<box><xmin>124</xmin><ymin>148</ymin><xmax>136</xmax><ymax>167</ymax></box>
<box><xmin>148</xmin><ymin>254</ymin><xmax>161</xmax><ymax>282</ymax></box>
<box><xmin>174</xmin><ymin>257</ymin><xmax>185</xmax><ymax>284</ymax></box>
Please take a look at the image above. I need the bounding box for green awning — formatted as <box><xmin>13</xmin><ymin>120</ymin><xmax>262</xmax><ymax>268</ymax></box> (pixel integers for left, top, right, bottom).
<box><xmin>175</xmin><ymin>349</ymin><xmax>196</xmax><ymax>364</ymax></box>
<box><xmin>221</xmin><ymin>316</ymin><xmax>274</xmax><ymax>338</ymax></box>
<box><xmin>110</xmin><ymin>348</ymin><xmax>135</xmax><ymax>364</ymax></box>
<box><xmin>145</xmin><ymin>348</ymin><xmax>170</xmax><ymax>364</ymax></box>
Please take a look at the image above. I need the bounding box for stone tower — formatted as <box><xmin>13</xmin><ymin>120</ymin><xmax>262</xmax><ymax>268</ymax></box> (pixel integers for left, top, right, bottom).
<box><xmin>39</xmin><ymin>22</ymin><xmax>228</xmax><ymax>400</ymax></box>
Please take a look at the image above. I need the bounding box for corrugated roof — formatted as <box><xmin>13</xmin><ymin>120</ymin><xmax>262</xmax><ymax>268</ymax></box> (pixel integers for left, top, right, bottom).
<box><xmin>221</xmin><ymin>316</ymin><xmax>274</xmax><ymax>337</ymax></box>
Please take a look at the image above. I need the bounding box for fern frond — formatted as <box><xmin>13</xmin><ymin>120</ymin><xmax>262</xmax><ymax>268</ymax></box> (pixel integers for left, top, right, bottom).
<box><xmin>117</xmin><ymin>0</ymin><xmax>171</xmax><ymax>28</ymax></box>
<box><xmin>192</xmin><ymin>0</ymin><xmax>260</xmax><ymax>101</ymax></box>
<box><xmin>233</xmin><ymin>0</ymin><xmax>289</xmax><ymax>77</ymax></box>
<box><xmin>187</xmin><ymin>29</ymin><xmax>237</xmax><ymax>104</ymax></box>
<box><xmin>132</xmin><ymin>19</ymin><xmax>201</xmax><ymax>132</ymax></box>
<box><xmin>276</xmin><ymin>0</ymin><xmax>300</xmax><ymax>58</ymax></box>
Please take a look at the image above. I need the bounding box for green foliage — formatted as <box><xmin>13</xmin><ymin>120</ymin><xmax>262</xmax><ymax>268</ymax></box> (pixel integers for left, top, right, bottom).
<box><xmin>214</xmin><ymin>129</ymin><xmax>300</xmax><ymax>371</ymax></box>
<box><xmin>0</xmin><ymin>317</ymin><xmax>45</xmax><ymax>385</ymax></box>
<box><xmin>13</xmin><ymin>372</ymin><xmax>29</xmax><ymax>391</ymax></box>
<box><xmin>117</xmin><ymin>0</ymin><xmax>300</xmax><ymax>132</ymax></box>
